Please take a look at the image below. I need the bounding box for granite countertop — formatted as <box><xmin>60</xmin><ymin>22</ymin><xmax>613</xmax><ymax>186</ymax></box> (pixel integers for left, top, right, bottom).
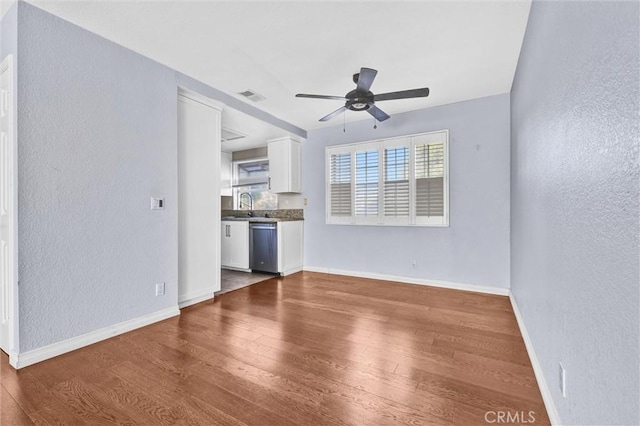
<box><xmin>221</xmin><ymin>216</ymin><xmax>302</xmax><ymax>222</ymax></box>
<box><xmin>220</xmin><ymin>209</ymin><xmax>304</xmax><ymax>222</ymax></box>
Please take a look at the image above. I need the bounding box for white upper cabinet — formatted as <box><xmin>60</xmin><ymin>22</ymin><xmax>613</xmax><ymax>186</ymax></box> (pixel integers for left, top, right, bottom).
<box><xmin>267</xmin><ymin>137</ymin><xmax>301</xmax><ymax>193</ymax></box>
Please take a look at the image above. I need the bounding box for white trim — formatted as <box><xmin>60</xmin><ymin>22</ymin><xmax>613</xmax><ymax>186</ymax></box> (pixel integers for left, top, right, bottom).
<box><xmin>0</xmin><ymin>55</ymin><xmax>18</xmax><ymax>361</ymax></box>
<box><xmin>281</xmin><ymin>266</ymin><xmax>303</xmax><ymax>277</ymax></box>
<box><xmin>178</xmin><ymin>88</ymin><xmax>225</xmax><ymax>112</ymax></box>
<box><xmin>10</xmin><ymin>306</ymin><xmax>180</xmax><ymax>369</ymax></box>
<box><xmin>302</xmin><ymin>266</ymin><xmax>509</xmax><ymax>296</ymax></box>
<box><xmin>509</xmin><ymin>293</ymin><xmax>562</xmax><ymax>426</ymax></box>
<box><xmin>178</xmin><ymin>289</ymin><xmax>215</xmax><ymax>309</ymax></box>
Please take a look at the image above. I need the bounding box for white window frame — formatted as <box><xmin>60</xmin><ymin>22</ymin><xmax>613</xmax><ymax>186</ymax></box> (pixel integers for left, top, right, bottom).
<box><xmin>326</xmin><ymin>130</ymin><xmax>449</xmax><ymax>227</ymax></box>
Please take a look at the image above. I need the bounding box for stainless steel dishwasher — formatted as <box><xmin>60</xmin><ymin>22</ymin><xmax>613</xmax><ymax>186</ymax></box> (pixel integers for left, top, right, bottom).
<box><xmin>249</xmin><ymin>222</ymin><xmax>278</xmax><ymax>273</ymax></box>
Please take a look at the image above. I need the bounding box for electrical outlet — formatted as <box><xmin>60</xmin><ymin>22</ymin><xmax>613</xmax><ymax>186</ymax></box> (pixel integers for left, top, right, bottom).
<box><xmin>559</xmin><ymin>363</ymin><xmax>567</xmax><ymax>397</ymax></box>
<box><xmin>304</xmin><ymin>198</ymin><xmax>308</xmax><ymax>206</ymax></box>
<box><xmin>155</xmin><ymin>282</ymin><xmax>165</xmax><ymax>296</ymax></box>
<box><xmin>411</xmin><ymin>260</ymin><xmax>417</xmax><ymax>268</ymax></box>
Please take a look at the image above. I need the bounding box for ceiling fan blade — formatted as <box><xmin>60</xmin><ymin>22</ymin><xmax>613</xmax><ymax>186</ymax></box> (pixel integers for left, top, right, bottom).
<box><xmin>319</xmin><ymin>106</ymin><xmax>347</xmax><ymax>122</ymax></box>
<box><xmin>296</xmin><ymin>94</ymin><xmax>347</xmax><ymax>101</ymax></box>
<box><xmin>356</xmin><ymin>67</ymin><xmax>378</xmax><ymax>92</ymax></box>
<box><xmin>367</xmin><ymin>104</ymin><xmax>390</xmax><ymax>122</ymax></box>
<box><xmin>373</xmin><ymin>88</ymin><xmax>429</xmax><ymax>102</ymax></box>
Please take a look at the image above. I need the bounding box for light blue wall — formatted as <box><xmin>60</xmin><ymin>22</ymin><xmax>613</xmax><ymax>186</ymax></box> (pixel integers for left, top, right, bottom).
<box><xmin>303</xmin><ymin>94</ymin><xmax>511</xmax><ymax>288</ymax></box>
<box><xmin>17</xmin><ymin>2</ymin><xmax>180</xmax><ymax>351</ymax></box>
<box><xmin>13</xmin><ymin>2</ymin><xmax>305</xmax><ymax>353</ymax></box>
<box><xmin>510</xmin><ymin>1</ymin><xmax>639</xmax><ymax>425</ymax></box>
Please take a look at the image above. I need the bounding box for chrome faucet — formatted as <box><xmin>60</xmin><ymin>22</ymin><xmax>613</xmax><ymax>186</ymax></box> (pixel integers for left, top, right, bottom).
<box><xmin>238</xmin><ymin>192</ymin><xmax>253</xmax><ymax>211</ymax></box>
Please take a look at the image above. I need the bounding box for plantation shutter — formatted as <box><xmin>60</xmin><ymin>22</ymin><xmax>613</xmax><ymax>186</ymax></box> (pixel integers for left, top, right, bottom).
<box><xmin>329</xmin><ymin>152</ymin><xmax>352</xmax><ymax>217</ymax></box>
<box><xmin>326</xmin><ymin>130</ymin><xmax>448</xmax><ymax>226</ymax></box>
<box><xmin>355</xmin><ymin>149</ymin><xmax>379</xmax><ymax>216</ymax></box>
<box><xmin>415</xmin><ymin>142</ymin><xmax>445</xmax><ymax>217</ymax></box>
<box><xmin>383</xmin><ymin>146</ymin><xmax>410</xmax><ymax>217</ymax></box>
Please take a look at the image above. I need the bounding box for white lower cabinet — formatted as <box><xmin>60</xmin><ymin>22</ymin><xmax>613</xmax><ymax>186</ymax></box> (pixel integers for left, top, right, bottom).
<box><xmin>277</xmin><ymin>221</ymin><xmax>304</xmax><ymax>276</ymax></box>
<box><xmin>221</xmin><ymin>220</ymin><xmax>303</xmax><ymax>275</ymax></box>
<box><xmin>221</xmin><ymin>221</ymin><xmax>249</xmax><ymax>270</ymax></box>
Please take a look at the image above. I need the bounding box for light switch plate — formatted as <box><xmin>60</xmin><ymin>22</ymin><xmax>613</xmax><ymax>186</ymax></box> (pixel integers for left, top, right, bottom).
<box><xmin>151</xmin><ymin>197</ymin><xmax>165</xmax><ymax>210</ymax></box>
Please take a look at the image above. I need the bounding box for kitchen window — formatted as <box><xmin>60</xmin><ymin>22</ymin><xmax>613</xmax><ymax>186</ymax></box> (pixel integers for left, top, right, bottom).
<box><xmin>326</xmin><ymin>130</ymin><xmax>449</xmax><ymax>226</ymax></box>
<box><xmin>233</xmin><ymin>158</ymin><xmax>278</xmax><ymax>210</ymax></box>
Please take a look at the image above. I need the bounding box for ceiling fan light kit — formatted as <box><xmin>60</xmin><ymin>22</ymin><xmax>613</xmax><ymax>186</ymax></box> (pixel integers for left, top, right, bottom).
<box><xmin>296</xmin><ymin>67</ymin><xmax>430</xmax><ymax>124</ymax></box>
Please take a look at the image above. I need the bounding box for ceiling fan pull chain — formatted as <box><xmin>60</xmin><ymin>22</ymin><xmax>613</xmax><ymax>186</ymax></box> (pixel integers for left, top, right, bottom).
<box><xmin>343</xmin><ymin>110</ymin><xmax>346</xmax><ymax>133</ymax></box>
<box><xmin>373</xmin><ymin>117</ymin><xmax>377</xmax><ymax>130</ymax></box>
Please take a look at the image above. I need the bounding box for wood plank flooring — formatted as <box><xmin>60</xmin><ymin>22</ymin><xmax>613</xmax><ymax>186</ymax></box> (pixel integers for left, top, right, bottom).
<box><xmin>0</xmin><ymin>272</ymin><xmax>550</xmax><ymax>425</ymax></box>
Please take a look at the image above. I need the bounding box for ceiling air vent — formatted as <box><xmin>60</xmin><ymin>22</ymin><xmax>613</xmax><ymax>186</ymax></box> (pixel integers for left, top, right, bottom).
<box><xmin>237</xmin><ymin>89</ymin><xmax>265</xmax><ymax>102</ymax></box>
<box><xmin>221</xmin><ymin>127</ymin><xmax>247</xmax><ymax>142</ymax></box>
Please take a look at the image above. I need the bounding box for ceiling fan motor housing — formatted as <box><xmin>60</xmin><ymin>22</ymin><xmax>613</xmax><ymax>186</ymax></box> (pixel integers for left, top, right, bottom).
<box><xmin>345</xmin><ymin>89</ymin><xmax>373</xmax><ymax>111</ymax></box>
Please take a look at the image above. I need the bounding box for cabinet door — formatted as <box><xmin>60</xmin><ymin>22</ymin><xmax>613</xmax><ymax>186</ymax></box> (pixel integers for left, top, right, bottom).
<box><xmin>277</xmin><ymin>221</ymin><xmax>303</xmax><ymax>275</ymax></box>
<box><xmin>221</xmin><ymin>222</ymin><xmax>232</xmax><ymax>267</ymax></box>
<box><xmin>289</xmin><ymin>140</ymin><xmax>301</xmax><ymax>193</ymax></box>
<box><xmin>267</xmin><ymin>138</ymin><xmax>302</xmax><ymax>193</ymax></box>
<box><xmin>228</xmin><ymin>222</ymin><xmax>249</xmax><ymax>269</ymax></box>
<box><xmin>268</xmin><ymin>139</ymin><xmax>288</xmax><ymax>193</ymax></box>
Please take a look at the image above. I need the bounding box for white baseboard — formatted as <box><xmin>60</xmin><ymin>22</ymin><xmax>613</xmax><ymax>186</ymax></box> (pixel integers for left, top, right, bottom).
<box><xmin>302</xmin><ymin>266</ymin><xmax>510</xmax><ymax>296</ymax></box>
<box><xmin>509</xmin><ymin>293</ymin><xmax>561</xmax><ymax>426</ymax></box>
<box><xmin>11</xmin><ymin>306</ymin><xmax>180</xmax><ymax>369</ymax></box>
<box><xmin>178</xmin><ymin>289</ymin><xmax>215</xmax><ymax>309</ymax></box>
<box><xmin>281</xmin><ymin>266</ymin><xmax>303</xmax><ymax>277</ymax></box>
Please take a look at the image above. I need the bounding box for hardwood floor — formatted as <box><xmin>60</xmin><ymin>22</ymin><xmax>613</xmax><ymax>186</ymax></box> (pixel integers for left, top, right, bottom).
<box><xmin>0</xmin><ymin>272</ymin><xmax>550</xmax><ymax>425</ymax></box>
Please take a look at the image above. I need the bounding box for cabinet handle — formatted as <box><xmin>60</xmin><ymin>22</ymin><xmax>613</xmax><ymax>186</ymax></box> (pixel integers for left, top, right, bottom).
<box><xmin>228</xmin><ymin>225</ymin><xmax>231</xmax><ymax>237</ymax></box>
<box><xmin>268</xmin><ymin>176</ymin><xmax>271</xmax><ymax>190</ymax></box>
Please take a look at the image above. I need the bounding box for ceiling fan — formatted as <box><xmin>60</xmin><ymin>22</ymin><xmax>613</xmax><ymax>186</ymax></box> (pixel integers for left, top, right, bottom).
<box><xmin>296</xmin><ymin>67</ymin><xmax>429</xmax><ymax>122</ymax></box>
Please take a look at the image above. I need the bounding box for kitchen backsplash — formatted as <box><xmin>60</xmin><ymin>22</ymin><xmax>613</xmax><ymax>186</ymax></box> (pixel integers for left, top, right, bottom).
<box><xmin>221</xmin><ymin>209</ymin><xmax>304</xmax><ymax>220</ymax></box>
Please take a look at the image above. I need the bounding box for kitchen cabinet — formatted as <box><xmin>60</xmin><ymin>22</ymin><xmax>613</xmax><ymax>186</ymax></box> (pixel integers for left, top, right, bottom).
<box><xmin>277</xmin><ymin>221</ymin><xmax>304</xmax><ymax>276</ymax></box>
<box><xmin>221</xmin><ymin>221</ymin><xmax>249</xmax><ymax>270</ymax></box>
<box><xmin>267</xmin><ymin>137</ymin><xmax>301</xmax><ymax>193</ymax></box>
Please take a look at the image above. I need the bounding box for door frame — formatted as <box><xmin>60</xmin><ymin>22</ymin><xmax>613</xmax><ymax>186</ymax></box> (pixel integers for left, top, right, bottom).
<box><xmin>1</xmin><ymin>54</ymin><xmax>18</xmax><ymax>365</ymax></box>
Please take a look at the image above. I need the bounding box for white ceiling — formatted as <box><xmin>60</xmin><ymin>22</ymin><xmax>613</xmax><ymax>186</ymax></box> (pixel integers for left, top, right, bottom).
<box><xmin>221</xmin><ymin>106</ymin><xmax>298</xmax><ymax>152</ymax></box>
<box><xmin>24</xmin><ymin>0</ymin><xmax>531</xmax><ymax>146</ymax></box>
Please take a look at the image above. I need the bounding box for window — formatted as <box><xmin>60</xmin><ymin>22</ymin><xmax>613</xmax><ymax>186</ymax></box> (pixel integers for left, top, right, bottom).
<box><xmin>326</xmin><ymin>130</ymin><xmax>448</xmax><ymax>226</ymax></box>
<box><xmin>355</xmin><ymin>149</ymin><xmax>379</xmax><ymax>219</ymax></box>
<box><xmin>233</xmin><ymin>159</ymin><xmax>278</xmax><ymax>210</ymax></box>
<box><xmin>329</xmin><ymin>153</ymin><xmax>351</xmax><ymax>219</ymax></box>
